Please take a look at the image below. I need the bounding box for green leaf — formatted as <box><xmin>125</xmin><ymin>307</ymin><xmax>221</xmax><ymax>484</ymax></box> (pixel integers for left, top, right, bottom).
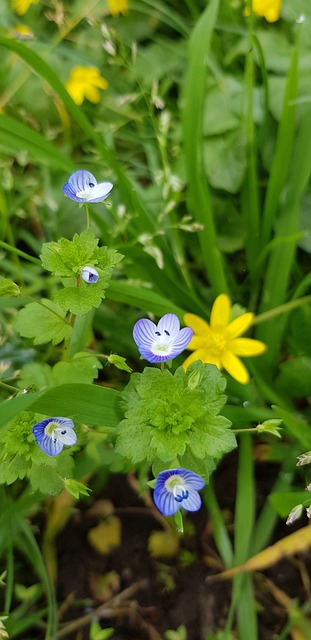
<box><xmin>107</xmin><ymin>354</ymin><xmax>133</xmax><ymax>373</ymax></box>
<box><xmin>0</xmin><ymin>113</ymin><xmax>73</xmax><ymax>172</ymax></box>
<box><xmin>40</xmin><ymin>229</ymin><xmax>101</xmax><ymax>277</ymax></box>
<box><xmin>0</xmin><ymin>276</ymin><xmax>20</xmax><ymax>297</ymax></box>
<box><xmin>0</xmin><ymin>385</ymin><xmax>120</xmax><ymax>432</ymax></box>
<box><xmin>29</xmin><ymin>384</ymin><xmax>120</xmax><ymax>427</ymax></box>
<box><xmin>269</xmin><ymin>491</ymin><xmax>311</xmax><ymax>518</ymax></box>
<box><xmin>203</xmin><ymin>130</ymin><xmax>246</xmax><ymax>194</ymax></box>
<box><xmin>276</xmin><ymin>357</ymin><xmax>311</xmax><ymax>398</ymax></box>
<box><xmin>55</xmin><ymin>275</ymin><xmax>109</xmax><ymax>315</ymax></box>
<box><xmin>40</xmin><ymin>230</ymin><xmax>123</xmax><ymax>315</ymax></box>
<box><xmin>14</xmin><ymin>299</ymin><xmax>72</xmax><ymax>345</ymax></box>
<box><xmin>29</xmin><ymin>454</ymin><xmax>74</xmax><ymax>495</ymax></box>
<box><xmin>18</xmin><ymin>363</ymin><xmax>54</xmax><ymax>391</ymax></box>
<box><xmin>52</xmin><ymin>353</ymin><xmax>102</xmax><ymax>385</ymax></box>
<box><xmin>116</xmin><ymin>362</ymin><xmax>235</xmax><ymax>478</ymax></box>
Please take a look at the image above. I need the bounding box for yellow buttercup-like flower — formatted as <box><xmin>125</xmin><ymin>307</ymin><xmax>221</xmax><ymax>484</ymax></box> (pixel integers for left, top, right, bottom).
<box><xmin>65</xmin><ymin>67</ymin><xmax>108</xmax><ymax>106</ymax></box>
<box><xmin>183</xmin><ymin>294</ymin><xmax>267</xmax><ymax>385</ymax></box>
<box><xmin>11</xmin><ymin>0</ymin><xmax>39</xmax><ymax>15</ymax></box>
<box><xmin>107</xmin><ymin>0</ymin><xmax>128</xmax><ymax>16</ymax></box>
<box><xmin>245</xmin><ymin>0</ymin><xmax>282</xmax><ymax>22</ymax></box>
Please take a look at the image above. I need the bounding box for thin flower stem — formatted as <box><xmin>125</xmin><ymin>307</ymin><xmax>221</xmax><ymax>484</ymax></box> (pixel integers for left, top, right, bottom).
<box><xmin>84</xmin><ymin>203</ymin><xmax>90</xmax><ymax>229</ymax></box>
<box><xmin>0</xmin><ymin>239</ymin><xmax>41</xmax><ymax>266</ymax></box>
<box><xmin>160</xmin><ymin>362</ymin><xmax>165</xmax><ymax>372</ymax></box>
<box><xmin>233</xmin><ymin>428</ymin><xmax>258</xmax><ymax>434</ymax></box>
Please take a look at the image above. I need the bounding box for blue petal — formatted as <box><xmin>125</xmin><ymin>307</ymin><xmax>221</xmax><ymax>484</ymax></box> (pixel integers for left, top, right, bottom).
<box><xmin>169</xmin><ymin>327</ymin><xmax>193</xmax><ymax>351</ymax></box>
<box><xmin>157</xmin><ymin>314</ymin><xmax>180</xmax><ymax>337</ymax></box>
<box><xmin>62</xmin><ymin>183</ymin><xmax>83</xmax><ymax>202</ymax></box>
<box><xmin>32</xmin><ymin>418</ymin><xmax>52</xmax><ymax>442</ymax></box>
<box><xmin>153</xmin><ymin>488</ymin><xmax>180</xmax><ymax>516</ymax></box>
<box><xmin>133</xmin><ymin>318</ymin><xmax>157</xmax><ymax>348</ymax></box>
<box><xmin>68</xmin><ymin>170</ymin><xmax>97</xmax><ymax>190</ymax></box>
<box><xmin>38</xmin><ymin>435</ymin><xmax>63</xmax><ymax>457</ymax></box>
<box><xmin>136</xmin><ymin>347</ymin><xmax>172</xmax><ymax>363</ymax></box>
<box><xmin>179</xmin><ymin>491</ymin><xmax>202</xmax><ymax>512</ymax></box>
<box><xmin>179</xmin><ymin>468</ymin><xmax>205</xmax><ymax>490</ymax></box>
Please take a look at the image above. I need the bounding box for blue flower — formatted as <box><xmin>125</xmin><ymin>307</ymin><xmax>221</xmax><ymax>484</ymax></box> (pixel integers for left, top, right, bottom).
<box><xmin>133</xmin><ymin>314</ymin><xmax>193</xmax><ymax>363</ymax></box>
<box><xmin>82</xmin><ymin>266</ymin><xmax>99</xmax><ymax>283</ymax></box>
<box><xmin>62</xmin><ymin>170</ymin><xmax>113</xmax><ymax>203</ymax></box>
<box><xmin>153</xmin><ymin>468</ymin><xmax>205</xmax><ymax>516</ymax></box>
<box><xmin>32</xmin><ymin>417</ymin><xmax>77</xmax><ymax>456</ymax></box>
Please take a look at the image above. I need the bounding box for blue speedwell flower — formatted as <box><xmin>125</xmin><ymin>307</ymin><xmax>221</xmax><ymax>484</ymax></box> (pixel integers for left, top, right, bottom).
<box><xmin>153</xmin><ymin>468</ymin><xmax>205</xmax><ymax>516</ymax></box>
<box><xmin>133</xmin><ymin>314</ymin><xmax>193</xmax><ymax>363</ymax></box>
<box><xmin>82</xmin><ymin>266</ymin><xmax>99</xmax><ymax>283</ymax></box>
<box><xmin>32</xmin><ymin>417</ymin><xmax>77</xmax><ymax>456</ymax></box>
<box><xmin>62</xmin><ymin>170</ymin><xmax>113</xmax><ymax>203</ymax></box>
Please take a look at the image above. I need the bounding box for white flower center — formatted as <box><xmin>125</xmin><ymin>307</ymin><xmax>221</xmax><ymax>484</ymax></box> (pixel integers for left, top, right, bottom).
<box><xmin>76</xmin><ymin>187</ymin><xmax>93</xmax><ymax>199</ymax></box>
<box><xmin>165</xmin><ymin>475</ymin><xmax>189</xmax><ymax>503</ymax></box>
<box><xmin>150</xmin><ymin>329</ymin><xmax>173</xmax><ymax>355</ymax></box>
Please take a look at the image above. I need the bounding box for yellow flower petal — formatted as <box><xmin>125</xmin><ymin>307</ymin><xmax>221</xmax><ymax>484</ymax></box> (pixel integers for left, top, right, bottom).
<box><xmin>251</xmin><ymin>0</ymin><xmax>281</xmax><ymax>22</ymax></box>
<box><xmin>65</xmin><ymin>66</ymin><xmax>108</xmax><ymax>106</ymax></box>
<box><xmin>183</xmin><ymin>349</ymin><xmax>221</xmax><ymax>371</ymax></box>
<box><xmin>65</xmin><ymin>82</ymin><xmax>84</xmax><ymax>105</ymax></box>
<box><xmin>226</xmin><ymin>312</ymin><xmax>254</xmax><ymax>338</ymax></box>
<box><xmin>12</xmin><ymin>0</ymin><xmax>39</xmax><ymax>16</ymax></box>
<box><xmin>231</xmin><ymin>338</ymin><xmax>267</xmax><ymax>357</ymax></box>
<box><xmin>210</xmin><ymin>294</ymin><xmax>231</xmax><ymax>330</ymax></box>
<box><xmin>184</xmin><ymin>313</ymin><xmax>211</xmax><ymax>336</ymax></box>
<box><xmin>85</xmin><ymin>85</ymin><xmax>101</xmax><ymax>104</ymax></box>
<box><xmin>186</xmin><ymin>335</ymin><xmax>209</xmax><ymax>352</ymax></box>
<box><xmin>221</xmin><ymin>352</ymin><xmax>250</xmax><ymax>385</ymax></box>
<box><xmin>107</xmin><ymin>0</ymin><xmax>128</xmax><ymax>15</ymax></box>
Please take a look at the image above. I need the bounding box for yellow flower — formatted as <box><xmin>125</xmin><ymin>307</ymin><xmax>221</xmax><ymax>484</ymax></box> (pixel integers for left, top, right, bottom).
<box><xmin>183</xmin><ymin>294</ymin><xmax>267</xmax><ymax>385</ymax></box>
<box><xmin>245</xmin><ymin>0</ymin><xmax>282</xmax><ymax>22</ymax></box>
<box><xmin>65</xmin><ymin>66</ymin><xmax>108</xmax><ymax>106</ymax></box>
<box><xmin>107</xmin><ymin>0</ymin><xmax>128</xmax><ymax>16</ymax></box>
<box><xmin>11</xmin><ymin>0</ymin><xmax>39</xmax><ymax>16</ymax></box>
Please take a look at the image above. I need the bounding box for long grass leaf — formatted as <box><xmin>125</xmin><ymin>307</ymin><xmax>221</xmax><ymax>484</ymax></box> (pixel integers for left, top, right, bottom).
<box><xmin>0</xmin><ymin>114</ymin><xmax>73</xmax><ymax>172</ymax></box>
<box><xmin>182</xmin><ymin>0</ymin><xmax>227</xmax><ymax>294</ymax></box>
<box><xmin>257</xmin><ymin>105</ymin><xmax>311</xmax><ymax>360</ymax></box>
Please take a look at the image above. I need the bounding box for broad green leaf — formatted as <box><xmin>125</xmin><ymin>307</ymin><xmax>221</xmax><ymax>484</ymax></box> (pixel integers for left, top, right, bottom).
<box><xmin>29</xmin><ymin>384</ymin><xmax>120</xmax><ymax>427</ymax></box>
<box><xmin>14</xmin><ymin>299</ymin><xmax>72</xmax><ymax>345</ymax></box>
<box><xmin>106</xmin><ymin>280</ymin><xmax>184</xmax><ymax>318</ymax></box>
<box><xmin>269</xmin><ymin>491</ymin><xmax>311</xmax><ymax>518</ymax></box>
<box><xmin>52</xmin><ymin>353</ymin><xmax>102</xmax><ymax>385</ymax></box>
<box><xmin>203</xmin><ymin>130</ymin><xmax>246</xmax><ymax>194</ymax></box>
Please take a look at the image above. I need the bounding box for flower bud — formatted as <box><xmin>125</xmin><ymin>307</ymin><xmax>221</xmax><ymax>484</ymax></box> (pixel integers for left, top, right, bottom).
<box><xmin>82</xmin><ymin>266</ymin><xmax>99</xmax><ymax>284</ymax></box>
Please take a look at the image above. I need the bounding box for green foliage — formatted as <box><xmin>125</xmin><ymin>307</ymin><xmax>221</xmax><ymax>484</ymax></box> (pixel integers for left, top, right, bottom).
<box><xmin>0</xmin><ymin>411</ymin><xmax>75</xmax><ymax>494</ymax></box>
<box><xmin>14</xmin><ymin>299</ymin><xmax>72</xmax><ymax>345</ymax></box>
<box><xmin>40</xmin><ymin>229</ymin><xmax>123</xmax><ymax>315</ymax></box>
<box><xmin>116</xmin><ymin>361</ymin><xmax>236</xmax><ymax>479</ymax></box>
<box><xmin>1</xmin><ymin>0</ymin><xmax>311</xmax><ymax>636</ymax></box>
<box><xmin>0</xmin><ymin>276</ymin><xmax>20</xmax><ymax>297</ymax></box>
